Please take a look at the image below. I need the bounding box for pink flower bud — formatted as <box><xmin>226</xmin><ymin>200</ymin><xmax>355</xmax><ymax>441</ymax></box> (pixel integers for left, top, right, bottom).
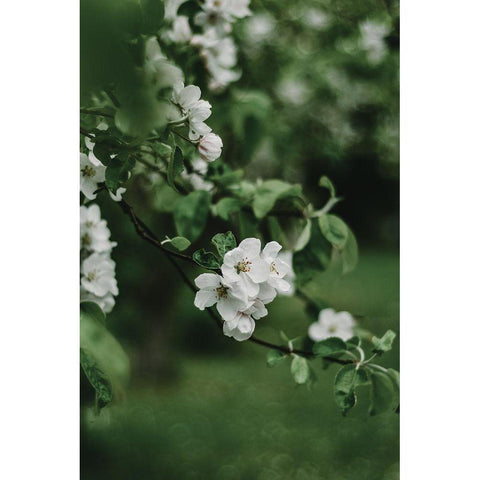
<box><xmin>198</xmin><ymin>133</ymin><xmax>223</xmax><ymax>162</ymax></box>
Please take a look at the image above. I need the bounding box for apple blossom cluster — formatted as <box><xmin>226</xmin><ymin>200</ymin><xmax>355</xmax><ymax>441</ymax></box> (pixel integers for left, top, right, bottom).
<box><xmin>80</xmin><ymin>126</ymin><xmax>126</xmax><ymax>202</ymax></box>
<box><xmin>308</xmin><ymin>308</ymin><xmax>356</xmax><ymax>342</ymax></box>
<box><xmin>171</xmin><ymin>81</ymin><xmax>223</xmax><ymax>162</ymax></box>
<box><xmin>194</xmin><ymin>238</ymin><xmax>291</xmax><ymax>341</ymax></box>
<box><xmin>80</xmin><ymin>204</ymin><xmax>119</xmax><ymax>314</ymax></box>
<box><xmin>164</xmin><ymin>0</ymin><xmax>251</xmax><ymax>91</ymax></box>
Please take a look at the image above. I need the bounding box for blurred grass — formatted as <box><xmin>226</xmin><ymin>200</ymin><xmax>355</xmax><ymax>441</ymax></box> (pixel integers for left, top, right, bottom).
<box><xmin>81</xmin><ymin>249</ymin><xmax>399</xmax><ymax>480</ymax></box>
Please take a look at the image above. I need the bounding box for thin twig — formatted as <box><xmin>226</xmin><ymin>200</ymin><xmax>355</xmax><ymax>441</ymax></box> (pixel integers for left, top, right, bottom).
<box><xmin>80</xmin><ymin>108</ymin><xmax>114</xmax><ymax>119</ymax></box>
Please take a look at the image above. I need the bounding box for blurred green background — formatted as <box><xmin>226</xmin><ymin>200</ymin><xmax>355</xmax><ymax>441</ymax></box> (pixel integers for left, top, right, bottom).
<box><xmin>81</xmin><ymin>0</ymin><xmax>399</xmax><ymax>478</ymax></box>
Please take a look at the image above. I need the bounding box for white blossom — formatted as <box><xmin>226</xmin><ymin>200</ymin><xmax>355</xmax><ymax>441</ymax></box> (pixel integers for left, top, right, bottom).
<box><xmin>359</xmin><ymin>20</ymin><xmax>390</xmax><ymax>64</ymax></box>
<box><xmin>80</xmin><ymin>153</ymin><xmax>105</xmax><ymax>200</ymax></box>
<box><xmin>261</xmin><ymin>241</ymin><xmax>292</xmax><ymax>293</ymax></box>
<box><xmin>164</xmin><ymin>0</ymin><xmax>189</xmax><ymax>21</ymax></box>
<box><xmin>194</xmin><ymin>273</ymin><xmax>249</xmax><ymax>321</ymax></box>
<box><xmin>223</xmin><ymin>311</ymin><xmax>255</xmax><ymax>341</ymax></box>
<box><xmin>171</xmin><ymin>81</ymin><xmax>213</xmax><ymax>140</ymax></box>
<box><xmin>80</xmin><ymin>287</ymin><xmax>116</xmax><ymax>314</ymax></box>
<box><xmin>221</xmin><ymin>238</ymin><xmax>270</xmax><ymax>297</ymax></box>
<box><xmin>168</xmin><ymin>15</ymin><xmax>192</xmax><ymax>43</ymax></box>
<box><xmin>84</xmin><ymin>121</ymin><xmax>108</xmax><ymax>151</ymax></box>
<box><xmin>181</xmin><ymin>157</ymin><xmax>214</xmax><ymax>191</ymax></box>
<box><xmin>277</xmin><ymin>251</ymin><xmax>295</xmax><ymax>296</ymax></box>
<box><xmin>242</xmin><ymin>298</ymin><xmax>268</xmax><ymax>320</ymax></box>
<box><xmin>194</xmin><ymin>0</ymin><xmax>251</xmax><ymax>35</ymax></box>
<box><xmin>198</xmin><ymin>133</ymin><xmax>223</xmax><ymax>162</ymax></box>
<box><xmin>308</xmin><ymin>308</ymin><xmax>356</xmax><ymax>342</ymax></box>
<box><xmin>80</xmin><ymin>204</ymin><xmax>117</xmax><ymax>253</ymax></box>
<box><xmin>81</xmin><ymin>253</ymin><xmax>119</xmax><ymax>298</ymax></box>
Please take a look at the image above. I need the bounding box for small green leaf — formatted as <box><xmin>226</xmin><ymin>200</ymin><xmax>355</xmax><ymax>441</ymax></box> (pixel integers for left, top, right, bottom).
<box><xmin>318</xmin><ymin>214</ymin><xmax>349</xmax><ymax>249</ymax></box>
<box><xmin>319</xmin><ymin>176</ymin><xmax>336</xmax><ymax>197</ymax></box>
<box><xmin>192</xmin><ymin>249</ymin><xmax>221</xmax><ymax>270</ymax></box>
<box><xmin>387</xmin><ymin>368</ymin><xmax>400</xmax><ymax>411</ymax></box>
<box><xmin>291</xmin><ymin>356</ymin><xmax>310</xmax><ymax>384</ymax></box>
<box><xmin>93</xmin><ymin>144</ymin><xmax>113</xmax><ymax>166</ymax></box>
<box><xmin>80</xmin><ymin>348</ymin><xmax>113</xmax><ymax>411</ymax></box>
<box><xmin>166</xmin><ymin>236</ymin><xmax>191</xmax><ymax>251</ymax></box>
<box><xmin>80</xmin><ymin>302</ymin><xmax>130</xmax><ymax>409</ymax></box>
<box><xmin>152</xmin><ymin>142</ymin><xmax>172</xmax><ymax>159</ymax></box>
<box><xmin>253</xmin><ymin>179</ymin><xmax>302</xmax><ymax>219</ymax></box>
<box><xmin>294</xmin><ymin>219</ymin><xmax>312</xmax><ymax>252</ymax></box>
<box><xmin>346</xmin><ymin>336</ymin><xmax>361</xmax><ymax>347</ymax></box>
<box><xmin>211</xmin><ymin>231</ymin><xmax>237</xmax><ymax>258</ymax></box>
<box><xmin>312</xmin><ymin>337</ymin><xmax>347</xmax><ymax>357</ymax></box>
<box><xmin>369</xmin><ymin>370</ymin><xmax>396</xmax><ymax>416</ymax></box>
<box><xmin>105</xmin><ymin>154</ymin><xmax>135</xmax><ymax>192</ymax></box>
<box><xmin>174</xmin><ymin>191</ymin><xmax>211</xmax><ymax>242</ymax></box>
<box><xmin>342</xmin><ymin>227</ymin><xmax>359</xmax><ymax>274</ymax></box>
<box><xmin>266</xmin><ymin>349</ymin><xmax>287</xmax><ymax>367</ymax></box>
<box><xmin>167</xmin><ymin>146</ymin><xmax>184</xmax><ymax>191</ymax></box>
<box><xmin>214</xmin><ymin>197</ymin><xmax>242</xmax><ymax>220</ymax></box>
<box><xmin>372</xmin><ymin>330</ymin><xmax>396</xmax><ymax>354</ymax></box>
<box><xmin>334</xmin><ymin>364</ymin><xmax>368</xmax><ymax>414</ymax></box>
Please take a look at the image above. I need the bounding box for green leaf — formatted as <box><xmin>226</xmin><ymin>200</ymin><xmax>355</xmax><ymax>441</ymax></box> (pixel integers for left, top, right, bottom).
<box><xmin>369</xmin><ymin>370</ymin><xmax>396</xmax><ymax>416</ymax></box>
<box><xmin>105</xmin><ymin>154</ymin><xmax>135</xmax><ymax>192</ymax></box>
<box><xmin>80</xmin><ymin>302</ymin><xmax>130</xmax><ymax>408</ymax></box>
<box><xmin>372</xmin><ymin>330</ymin><xmax>396</xmax><ymax>354</ymax></box>
<box><xmin>387</xmin><ymin>368</ymin><xmax>400</xmax><ymax>411</ymax></box>
<box><xmin>214</xmin><ymin>197</ymin><xmax>242</xmax><ymax>220</ymax></box>
<box><xmin>152</xmin><ymin>142</ymin><xmax>172</xmax><ymax>159</ymax></box>
<box><xmin>313</xmin><ymin>337</ymin><xmax>347</xmax><ymax>357</ymax></box>
<box><xmin>341</xmin><ymin>227</ymin><xmax>359</xmax><ymax>274</ymax></box>
<box><xmin>334</xmin><ymin>364</ymin><xmax>368</xmax><ymax>414</ymax></box>
<box><xmin>167</xmin><ymin>146</ymin><xmax>184</xmax><ymax>192</ymax></box>
<box><xmin>290</xmin><ymin>356</ymin><xmax>310</xmax><ymax>384</ymax></box>
<box><xmin>192</xmin><ymin>249</ymin><xmax>221</xmax><ymax>270</ymax></box>
<box><xmin>80</xmin><ymin>348</ymin><xmax>113</xmax><ymax>410</ymax></box>
<box><xmin>252</xmin><ymin>180</ymin><xmax>302</xmax><ymax>219</ymax></box>
<box><xmin>318</xmin><ymin>214</ymin><xmax>349</xmax><ymax>249</ymax></box>
<box><xmin>174</xmin><ymin>191</ymin><xmax>211</xmax><ymax>242</ymax></box>
<box><xmin>294</xmin><ymin>218</ymin><xmax>312</xmax><ymax>252</ymax></box>
<box><xmin>319</xmin><ymin>176</ymin><xmax>336</xmax><ymax>197</ymax></box>
<box><xmin>211</xmin><ymin>231</ymin><xmax>237</xmax><ymax>258</ymax></box>
<box><xmin>293</xmin><ymin>221</ymin><xmax>332</xmax><ymax>285</ymax></box>
<box><xmin>346</xmin><ymin>336</ymin><xmax>361</xmax><ymax>347</ymax></box>
<box><xmin>165</xmin><ymin>236</ymin><xmax>191</xmax><ymax>251</ymax></box>
<box><xmin>266</xmin><ymin>349</ymin><xmax>287</xmax><ymax>367</ymax></box>
<box><xmin>93</xmin><ymin>144</ymin><xmax>113</xmax><ymax>166</ymax></box>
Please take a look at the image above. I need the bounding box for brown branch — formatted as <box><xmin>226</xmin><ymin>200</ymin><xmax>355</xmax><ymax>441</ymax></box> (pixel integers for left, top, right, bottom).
<box><xmin>117</xmin><ymin>197</ymin><xmax>351</xmax><ymax>365</ymax></box>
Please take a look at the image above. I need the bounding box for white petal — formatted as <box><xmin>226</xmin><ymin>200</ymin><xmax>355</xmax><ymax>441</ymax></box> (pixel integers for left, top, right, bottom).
<box><xmin>194</xmin><ymin>290</ymin><xmax>217</xmax><ymax>310</ymax></box>
<box><xmin>308</xmin><ymin>322</ymin><xmax>329</xmax><ymax>342</ymax></box>
<box><xmin>258</xmin><ymin>282</ymin><xmax>277</xmax><ymax>304</ymax></box>
<box><xmin>194</xmin><ymin>273</ymin><xmax>221</xmax><ymax>289</ymax></box>
<box><xmin>248</xmin><ymin>258</ymin><xmax>270</xmax><ymax>284</ymax></box>
<box><xmin>238</xmin><ymin>273</ymin><xmax>259</xmax><ymax>297</ymax></box>
<box><xmin>336</xmin><ymin>328</ymin><xmax>355</xmax><ymax>341</ymax></box>
<box><xmin>318</xmin><ymin>308</ymin><xmax>336</xmax><ymax>325</ymax></box>
<box><xmin>217</xmin><ymin>297</ymin><xmax>240</xmax><ymax>321</ymax></box>
<box><xmin>179</xmin><ymin>85</ymin><xmax>201</xmax><ymax>109</ymax></box>
<box><xmin>336</xmin><ymin>311</ymin><xmax>356</xmax><ymax>329</ymax></box>
<box><xmin>269</xmin><ymin>276</ymin><xmax>291</xmax><ymax>293</ymax></box>
<box><xmin>238</xmin><ymin>238</ymin><xmax>261</xmax><ymax>259</ymax></box>
<box><xmin>262</xmin><ymin>241</ymin><xmax>282</xmax><ymax>260</ymax></box>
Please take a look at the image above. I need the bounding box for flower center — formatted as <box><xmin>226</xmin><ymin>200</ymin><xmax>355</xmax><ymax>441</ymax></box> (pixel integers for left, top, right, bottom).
<box><xmin>328</xmin><ymin>326</ymin><xmax>337</xmax><ymax>333</ymax></box>
<box><xmin>235</xmin><ymin>259</ymin><xmax>252</xmax><ymax>274</ymax></box>
<box><xmin>87</xmin><ymin>271</ymin><xmax>97</xmax><ymax>281</ymax></box>
<box><xmin>81</xmin><ymin>165</ymin><xmax>96</xmax><ymax>178</ymax></box>
<box><xmin>270</xmin><ymin>262</ymin><xmax>279</xmax><ymax>275</ymax></box>
<box><xmin>216</xmin><ymin>285</ymin><xmax>229</xmax><ymax>299</ymax></box>
<box><xmin>82</xmin><ymin>233</ymin><xmax>91</xmax><ymax>247</ymax></box>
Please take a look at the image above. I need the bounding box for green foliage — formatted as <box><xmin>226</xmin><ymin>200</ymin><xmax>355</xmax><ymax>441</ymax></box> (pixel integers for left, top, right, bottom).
<box><xmin>80</xmin><ymin>302</ymin><xmax>130</xmax><ymax>409</ymax></box>
<box><xmin>294</xmin><ymin>219</ymin><xmax>312</xmax><ymax>252</ymax></box>
<box><xmin>252</xmin><ymin>180</ymin><xmax>302</xmax><ymax>219</ymax></box>
<box><xmin>167</xmin><ymin>147</ymin><xmax>184</xmax><ymax>192</ymax></box>
<box><xmin>214</xmin><ymin>197</ymin><xmax>243</xmax><ymax>220</ymax></box>
<box><xmin>372</xmin><ymin>330</ymin><xmax>396</xmax><ymax>354</ymax></box>
<box><xmin>319</xmin><ymin>176</ymin><xmax>336</xmax><ymax>198</ymax></box>
<box><xmin>368</xmin><ymin>370</ymin><xmax>398</xmax><ymax>416</ymax></box>
<box><xmin>334</xmin><ymin>364</ymin><xmax>368</xmax><ymax>414</ymax></box>
<box><xmin>165</xmin><ymin>236</ymin><xmax>191</xmax><ymax>251</ymax></box>
<box><xmin>211</xmin><ymin>231</ymin><xmax>236</xmax><ymax>258</ymax></box>
<box><xmin>293</xmin><ymin>221</ymin><xmax>332</xmax><ymax>285</ymax></box>
<box><xmin>266</xmin><ymin>349</ymin><xmax>288</xmax><ymax>367</ymax></box>
<box><xmin>318</xmin><ymin>214</ymin><xmax>349</xmax><ymax>249</ymax></box>
<box><xmin>192</xmin><ymin>249</ymin><xmax>221</xmax><ymax>270</ymax></box>
<box><xmin>174</xmin><ymin>191</ymin><xmax>211</xmax><ymax>242</ymax></box>
<box><xmin>341</xmin><ymin>227</ymin><xmax>359</xmax><ymax>274</ymax></box>
<box><xmin>105</xmin><ymin>154</ymin><xmax>135</xmax><ymax>192</ymax></box>
<box><xmin>312</xmin><ymin>337</ymin><xmax>348</xmax><ymax>357</ymax></box>
<box><xmin>290</xmin><ymin>356</ymin><xmax>310</xmax><ymax>385</ymax></box>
